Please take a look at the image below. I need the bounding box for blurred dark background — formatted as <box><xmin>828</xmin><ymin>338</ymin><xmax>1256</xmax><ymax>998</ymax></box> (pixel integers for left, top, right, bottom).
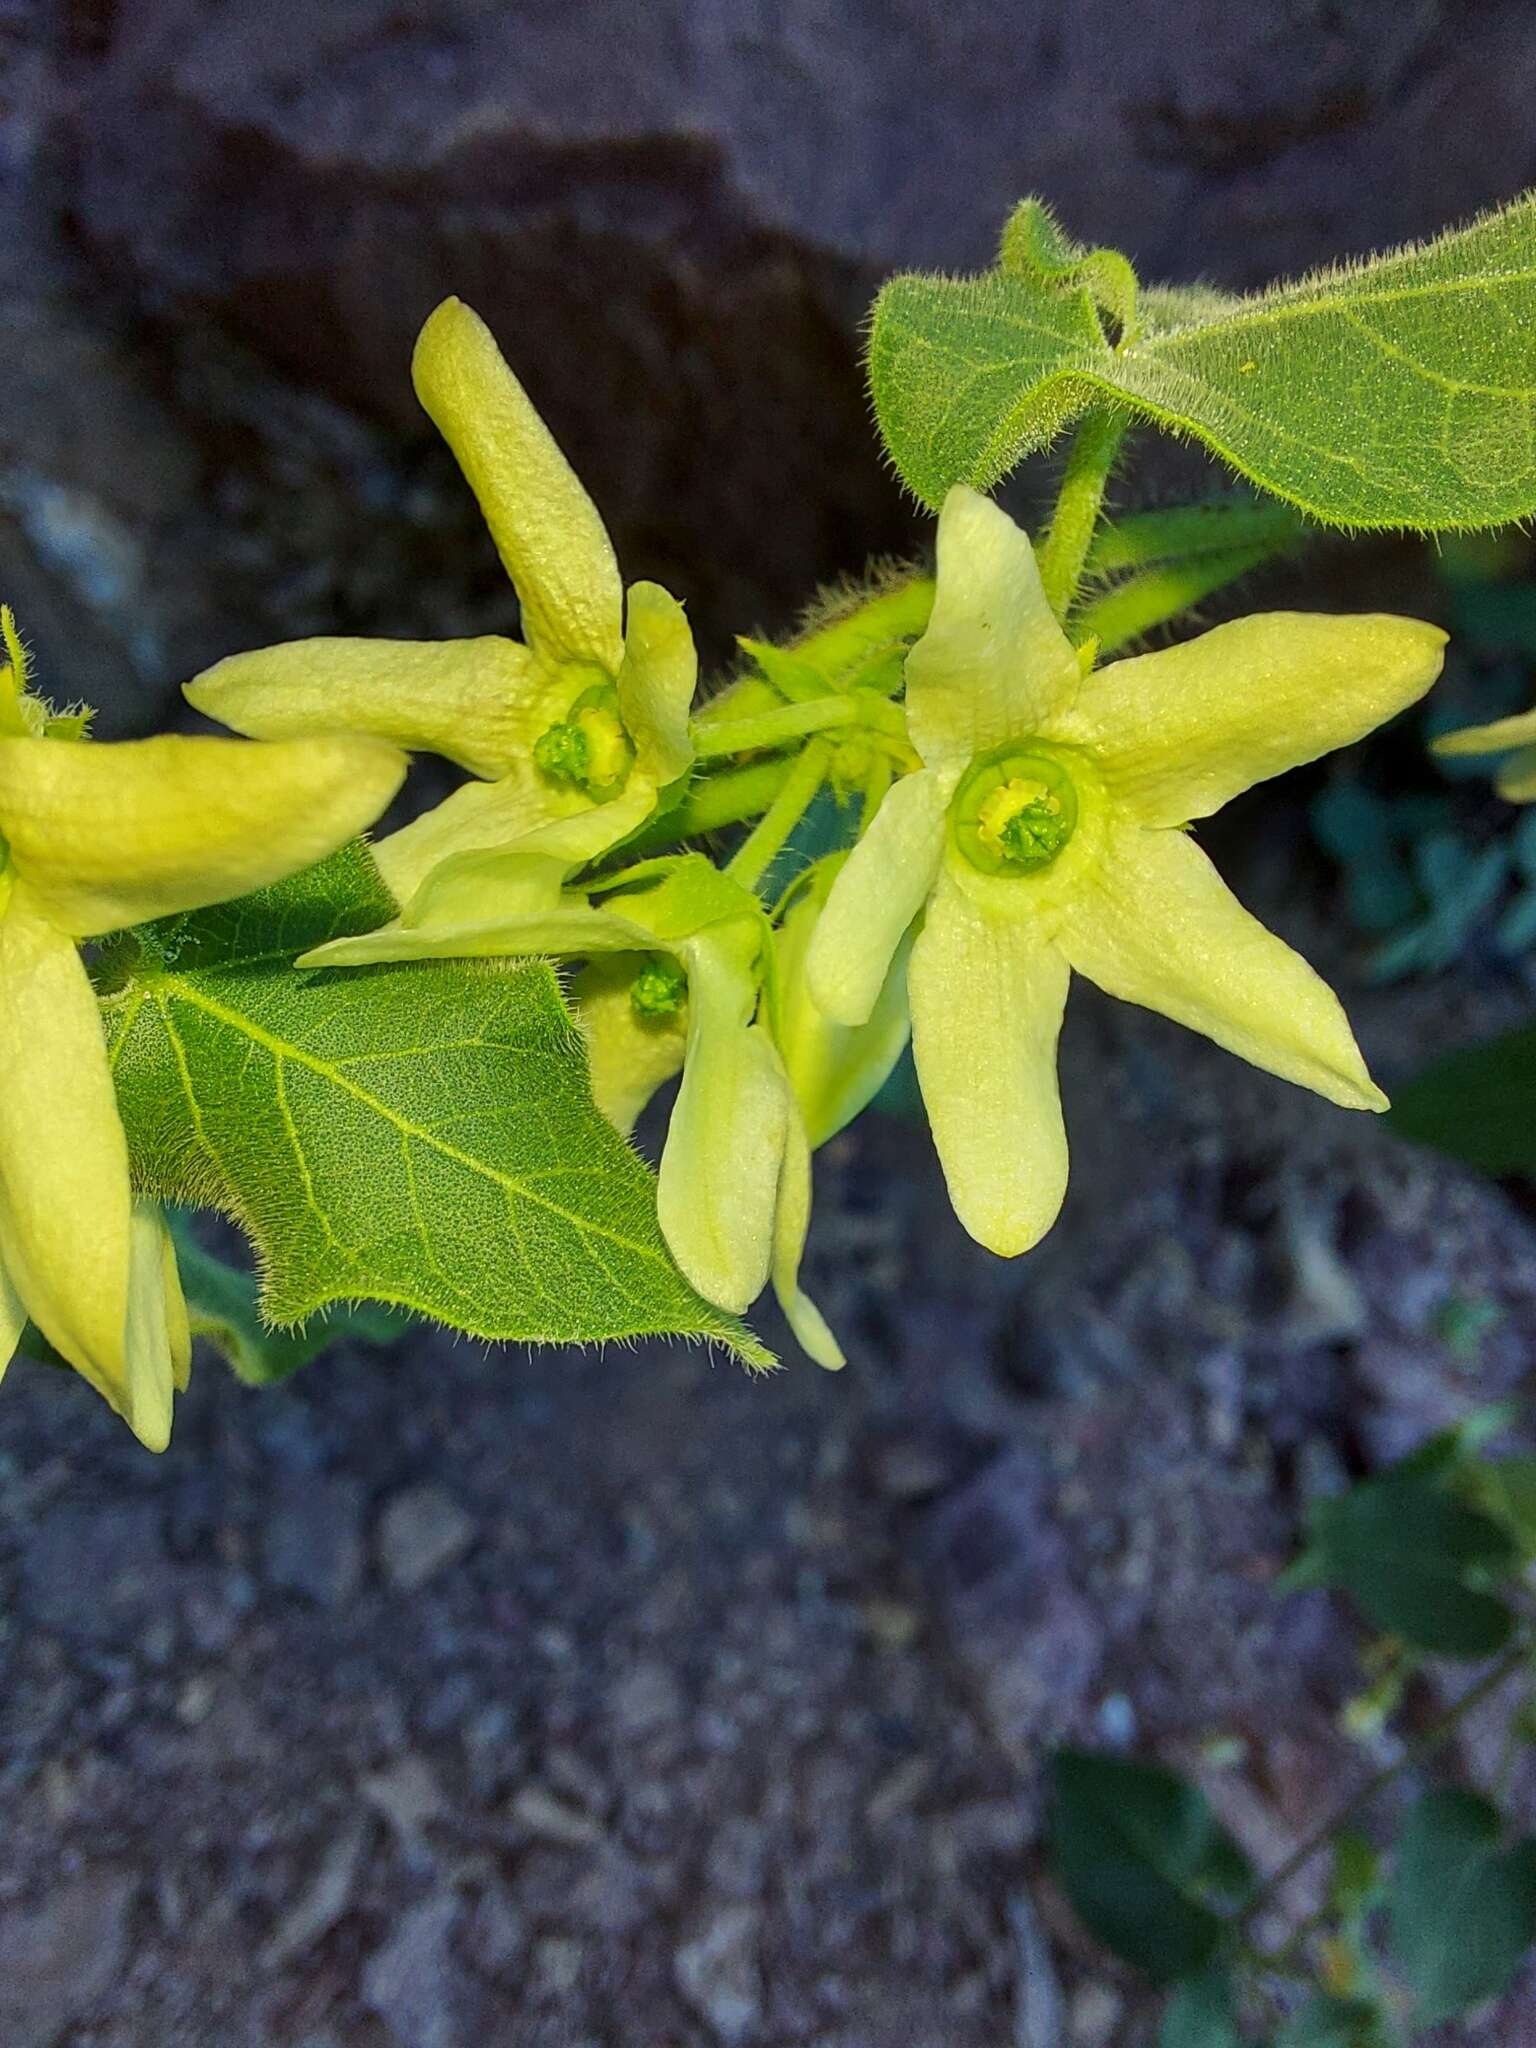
<box><xmin>5</xmin><ymin>6</ymin><xmax>1536</xmax><ymax>2046</ymax></box>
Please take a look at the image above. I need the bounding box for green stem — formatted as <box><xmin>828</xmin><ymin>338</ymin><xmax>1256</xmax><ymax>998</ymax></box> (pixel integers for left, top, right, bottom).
<box><xmin>1236</xmin><ymin>1637</ymin><xmax>1531</xmax><ymax>1937</ymax></box>
<box><xmin>1036</xmin><ymin>407</ymin><xmax>1128</xmax><ymax>622</ymax></box>
<box><xmin>726</xmin><ymin>739</ymin><xmax>834</xmax><ymax>892</ymax></box>
<box><xmin>694</xmin><ymin>690</ymin><xmax>908</xmax><ymax>763</ymax></box>
<box><xmin>618</xmin><ymin>757</ymin><xmax>796</xmax><ymax>858</ymax></box>
<box><xmin>693</xmin><ymin>695</ymin><xmax>865</xmax><ymax>760</ymax></box>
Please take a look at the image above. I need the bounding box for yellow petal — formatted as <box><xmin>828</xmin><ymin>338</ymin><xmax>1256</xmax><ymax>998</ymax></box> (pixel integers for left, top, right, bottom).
<box><xmin>0</xmin><ymin>1253</ymin><xmax>25</xmax><ymax>1383</ymax></box>
<box><xmin>771</xmin><ymin>1098</ymin><xmax>845</xmax><ymax>1370</ymax></box>
<box><xmin>1049</xmin><ymin>613</ymin><xmax>1446</xmax><ymax>826</ymax></box>
<box><xmin>618</xmin><ymin>582</ymin><xmax>696</xmax><ymax>787</ymax></box>
<box><xmin>186</xmin><ymin>635</ymin><xmax>544</xmax><ymax>780</ymax></box>
<box><xmin>806</xmin><ymin>769</ymin><xmax>946</xmax><ymax>1026</ymax></box>
<box><xmin>571</xmin><ymin>955</ymin><xmax>687</xmax><ymax>1135</ymax></box>
<box><xmin>775</xmin><ymin>864</ymin><xmax>912</xmax><ymax>1150</ymax></box>
<box><xmin>0</xmin><ymin>733</ymin><xmax>406</xmax><ymax>938</ymax></box>
<box><xmin>122</xmin><ymin>1203</ymin><xmax>179</xmax><ymax>1453</ymax></box>
<box><xmin>372</xmin><ymin>771</ymin><xmax>654</xmax><ymax>908</ymax></box>
<box><xmin>1497</xmin><ymin>745</ymin><xmax>1536</xmax><ymax>802</ymax></box>
<box><xmin>1063</xmin><ymin>821</ymin><xmax>1386</xmax><ymax>1110</ymax></box>
<box><xmin>161</xmin><ymin>1217</ymin><xmax>192</xmax><ymax>1392</ymax></box>
<box><xmin>413</xmin><ymin>298</ymin><xmax>623</xmax><ymax>671</ymax></box>
<box><xmin>371</xmin><ymin>771</ymin><xmax>565</xmax><ymax>903</ymax></box>
<box><xmin>1433</xmin><ymin>705</ymin><xmax>1536</xmax><ymax>757</ymax></box>
<box><xmin>909</xmin><ymin>868</ymin><xmax>1071</xmax><ymax>1256</ymax></box>
<box><xmin>905</xmin><ymin>486</ymin><xmax>1081</xmax><ymax>774</ymax></box>
<box><xmin>657</xmin><ymin>924</ymin><xmax>788</xmax><ymax>1312</ymax></box>
<box><xmin>0</xmin><ymin>903</ymin><xmax>133</xmax><ymax>1409</ymax></box>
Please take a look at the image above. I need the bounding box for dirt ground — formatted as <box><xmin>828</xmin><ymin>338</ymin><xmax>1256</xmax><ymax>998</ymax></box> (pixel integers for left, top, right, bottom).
<box><xmin>5</xmin><ymin>872</ymin><xmax>1536</xmax><ymax>2047</ymax></box>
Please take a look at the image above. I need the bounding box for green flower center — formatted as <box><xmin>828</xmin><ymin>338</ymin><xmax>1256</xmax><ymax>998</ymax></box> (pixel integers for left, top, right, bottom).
<box><xmin>951</xmin><ymin>743</ymin><xmax>1078</xmax><ymax>876</ymax></box>
<box><xmin>534</xmin><ymin>684</ymin><xmax>635</xmax><ymax>798</ymax></box>
<box><xmin>630</xmin><ymin>955</ymin><xmax>687</xmax><ymax>1019</ymax></box>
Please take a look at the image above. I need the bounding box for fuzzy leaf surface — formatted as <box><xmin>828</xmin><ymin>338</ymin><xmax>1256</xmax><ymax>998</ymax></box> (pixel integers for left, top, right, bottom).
<box><xmin>99</xmin><ymin>845</ymin><xmax>768</xmax><ymax>1363</ymax></box>
<box><xmin>869</xmin><ymin>193</ymin><xmax>1536</xmax><ymax>526</ymax></box>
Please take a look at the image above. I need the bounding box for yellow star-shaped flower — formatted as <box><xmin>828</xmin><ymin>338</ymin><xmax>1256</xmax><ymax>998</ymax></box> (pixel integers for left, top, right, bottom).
<box><xmin>0</xmin><ymin>614</ymin><xmax>405</xmax><ymax>1448</ymax></box>
<box><xmin>186</xmin><ymin>298</ymin><xmax>697</xmax><ymax>909</ymax></box>
<box><xmin>808</xmin><ymin>486</ymin><xmax>1447</xmax><ymax>1256</ymax></box>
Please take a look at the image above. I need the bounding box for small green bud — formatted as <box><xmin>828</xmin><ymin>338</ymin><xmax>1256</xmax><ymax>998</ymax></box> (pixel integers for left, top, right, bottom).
<box><xmin>950</xmin><ymin>743</ymin><xmax>1078</xmax><ymax>876</ymax></box>
<box><xmin>533</xmin><ymin>718</ymin><xmax>590</xmax><ymax>783</ymax></box>
<box><xmin>630</xmin><ymin>955</ymin><xmax>688</xmax><ymax>1018</ymax></box>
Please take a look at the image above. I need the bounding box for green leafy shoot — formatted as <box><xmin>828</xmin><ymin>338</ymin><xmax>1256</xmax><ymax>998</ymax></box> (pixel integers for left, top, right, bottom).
<box><xmin>96</xmin><ymin>843</ymin><xmax>770</xmax><ymax>1366</ymax></box>
<box><xmin>869</xmin><ymin>190</ymin><xmax>1536</xmax><ymax>528</ymax></box>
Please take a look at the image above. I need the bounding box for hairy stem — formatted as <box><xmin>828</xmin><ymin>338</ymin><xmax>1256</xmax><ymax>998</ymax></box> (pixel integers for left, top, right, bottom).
<box><xmin>726</xmin><ymin>738</ymin><xmax>834</xmax><ymax>892</ymax></box>
<box><xmin>1037</xmin><ymin>407</ymin><xmax>1128</xmax><ymax>622</ymax></box>
<box><xmin>693</xmin><ymin>695</ymin><xmax>866</xmax><ymax>761</ymax></box>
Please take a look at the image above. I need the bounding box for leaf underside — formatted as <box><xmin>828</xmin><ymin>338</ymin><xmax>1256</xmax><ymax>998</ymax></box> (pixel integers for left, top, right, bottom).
<box><xmin>870</xmin><ymin>192</ymin><xmax>1536</xmax><ymax>528</ymax></box>
<box><xmin>99</xmin><ymin>844</ymin><xmax>769</xmax><ymax>1366</ymax></box>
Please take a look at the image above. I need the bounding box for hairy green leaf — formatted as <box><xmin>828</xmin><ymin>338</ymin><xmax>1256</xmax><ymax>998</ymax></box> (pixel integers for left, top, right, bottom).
<box><xmin>1283</xmin><ymin>1472</ymin><xmax>1516</xmax><ymax>1658</ymax></box>
<box><xmin>1049</xmin><ymin>1749</ymin><xmax>1250</xmax><ymax>1981</ymax></box>
<box><xmin>169</xmin><ymin>1218</ymin><xmax>410</xmax><ymax>1385</ymax></box>
<box><xmin>98</xmin><ymin>844</ymin><xmax>769</xmax><ymax>1364</ymax></box>
<box><xmin>1389</xmin><ymin>1788</ymin><xmax>1536</xmax><ymax>2023</ymax></box>
<box><xmin>869</xmin><ymin>193</ymin><xmax>1536</xmax><ymax>527</ymax></box>
<box><xmin>999</xmin><ymin>195</ymin><xmax>1140</xmax><ymax>341</ymax></box>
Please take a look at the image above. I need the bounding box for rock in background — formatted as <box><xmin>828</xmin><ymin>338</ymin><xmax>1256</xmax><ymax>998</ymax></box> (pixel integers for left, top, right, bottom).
<box><xmin>3</xmin><ymin>0</ymin><xmax>1536</xmax><ymax>720</ymax></box>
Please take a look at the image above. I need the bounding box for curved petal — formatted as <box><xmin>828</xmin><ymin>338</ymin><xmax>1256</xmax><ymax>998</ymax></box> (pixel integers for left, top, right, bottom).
<box><xmin>618</xmin><ymin>581</ymin><xmax>696</xmax><ymax>787</ymax></box>
<box><xmin>905</xmin><ymin>486</ymin><xmax>1081</xmax><ymax>775</ymax></box>
<box><xmin>1434</xmin><ymin>705</ymin><xmax>1536</xmax><ymax>758</ymax></box>
<box><xmin>571</xmin><ymin>955</ymin><xmax>688</xmax><ymax>1135</ymax></box>
<box><xmin>371</xmin><ymin>771</ymin><xmax>564</xmax><ymax>904</ymax></box>
<box><xmin>413</xmin><ymin>298</ymin><xmax>624</xmax><ymax>672</ymax></box>
<box><xmin>160</xmin><ymin>1218</ymin><xmax>192</xmax><ymax>1393</ymax></box>
<box><xmin>0</xmin><ymin>904</ymin><xmax>133</xmax><ymax>1411</ymax></box>
<box><xmin>0</xmin><ymin>733</ymin><xmax>406</xmax><ymax>938</ymax></box>
<box><xmin>186</xmin><ymin>635</ymin><xmax>543</xmax><ymax>781</ymax></box>
<box><xmin>806</xmin><ymin>769</ymin><xmax>946</xmax><ymax>1026</ymax></box>
<box><xmin>1062</xmin><ymin>821</ymin><xmax>1386</xmax><ymax>1110</ymax></box>
<box><xmin>909</xmin><ymin>868</ymin><xmax>1071</xmax><ymax>1256</ymax></box>
<box><xmin>1048</xmin><ymin>613</ymin><xmax>1446</xmax><ymax>827</ymax></box>
<box><xmin>775</xmin><ymin>866</ymin><xmax>912</xmax><ymax>1150</ymax></box>
<box><xmin>771</xmin><ymin>1096</ymin><xmax>845</xmax><ymax>1370</ymax></box>
<box><xmin>657</xmin><ymin>924</ymin><xmax>788</xmax><ymax>1313</ymax></box>
<box><xmin>121</xmin><ymin>1203</ymin><xmax>181</xmax><ymax>1452</ymax></box>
